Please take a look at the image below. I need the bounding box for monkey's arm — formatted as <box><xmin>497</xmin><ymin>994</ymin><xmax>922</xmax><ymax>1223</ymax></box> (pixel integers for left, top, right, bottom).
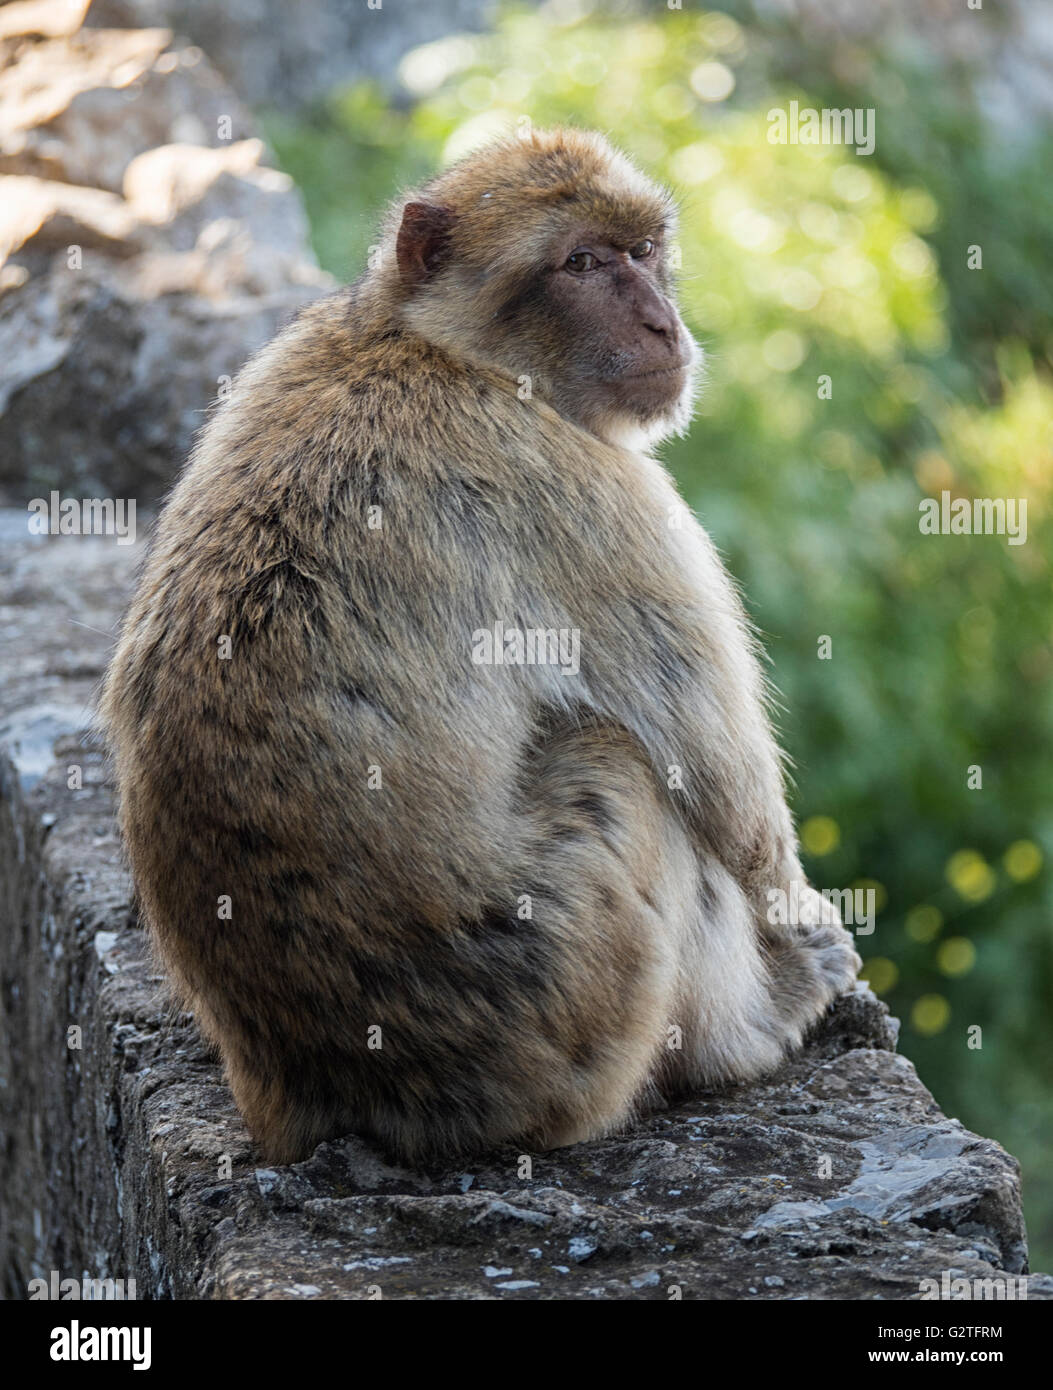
<box><xmin>488</xmin><ymin>419</ymin><xmax>808</xmax><ymax>909</ymax></box>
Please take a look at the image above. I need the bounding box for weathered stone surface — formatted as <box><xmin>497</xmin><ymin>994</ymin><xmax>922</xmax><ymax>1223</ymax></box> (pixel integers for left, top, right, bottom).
<box><xmin>1</xmin><ymin>521</ymin><xmax>1050</xmax><ymax>1300</ymax></box>
<box><xmin>0</xmin><ymin>5</ymin><xmax>331</xmax><ymax>503</ymax></box>
<box><xmin>0</xmin><ymin>20</ymin><xmax>256</xmax><ymax>190</ymax></box>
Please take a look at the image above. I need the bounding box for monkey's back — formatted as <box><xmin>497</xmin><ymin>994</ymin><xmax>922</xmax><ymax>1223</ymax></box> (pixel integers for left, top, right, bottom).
<box><xmin>100</xmin><ymin>289</ymin><xmax>684</xmax><ymax>1162</ymax></box>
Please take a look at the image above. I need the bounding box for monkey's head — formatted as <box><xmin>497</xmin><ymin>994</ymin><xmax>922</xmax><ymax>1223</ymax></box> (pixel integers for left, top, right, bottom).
<box><xmin>383</xmin><ymin>127</ymin><xmax>701</xmax><ymax>450</ymax></box>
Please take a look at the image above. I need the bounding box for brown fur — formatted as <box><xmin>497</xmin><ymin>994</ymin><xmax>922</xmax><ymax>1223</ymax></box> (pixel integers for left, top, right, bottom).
<box><xmin>100</xmin><ymin>128</ymin><xmax>859</xmax><ymax>1166</ymax></box>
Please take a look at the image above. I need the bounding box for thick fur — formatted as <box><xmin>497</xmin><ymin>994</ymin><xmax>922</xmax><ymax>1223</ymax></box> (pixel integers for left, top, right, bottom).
<box><xmin>100</xmin><ymin>128</ymin><xmax>859</xmax><ymax>1165</ymax></box>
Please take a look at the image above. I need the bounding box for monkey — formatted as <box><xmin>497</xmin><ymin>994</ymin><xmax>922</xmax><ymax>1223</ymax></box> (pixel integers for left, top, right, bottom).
<box><xmin>100</xmin><ymin>127</ymin><xmax>861</xmax><ymax>1167</ymax></box>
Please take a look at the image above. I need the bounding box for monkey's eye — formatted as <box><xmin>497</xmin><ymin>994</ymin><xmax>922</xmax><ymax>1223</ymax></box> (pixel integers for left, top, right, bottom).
<box><xmin>630</xmin><ymin>238</ymin><xmax>656</xmax><ymax>259</ymax></box>
<box><xmin>565</xmin><ymin>250</ymin><xmax>600</xmax><ymax>273</ymax></box>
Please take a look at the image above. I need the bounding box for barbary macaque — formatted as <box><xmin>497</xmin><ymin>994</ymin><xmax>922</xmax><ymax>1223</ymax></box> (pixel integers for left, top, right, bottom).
<box><xmin>101</xmin><ymin>128</ymin><xmax>860</xmax><ymax>1164</ymax></box>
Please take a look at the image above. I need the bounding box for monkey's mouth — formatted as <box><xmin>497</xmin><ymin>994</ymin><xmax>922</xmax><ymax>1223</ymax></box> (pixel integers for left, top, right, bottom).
<box><xmin>617</xmin><ymin>363</ymin><xmax>691</xmax><ymax>408</ymax></box>
<box><xmin>623</xmin><ymin>363</ymin><xmax>690</xmax><ymax>379</ymax></box>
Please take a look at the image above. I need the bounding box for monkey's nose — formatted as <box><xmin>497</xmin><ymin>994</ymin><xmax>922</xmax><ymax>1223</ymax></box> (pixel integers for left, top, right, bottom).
<box><xmin>636</xmin><ymin>283</ymin><xmax>677</xmax><ymax>339</ymax></box>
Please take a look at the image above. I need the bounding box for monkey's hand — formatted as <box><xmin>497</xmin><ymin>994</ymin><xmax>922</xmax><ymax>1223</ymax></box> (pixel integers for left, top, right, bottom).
<box><xmin>760</xmin><ymin>884</ymin><xmax>862</xmax><ymax>1037</ymax></box>
<box><xmin>796</xmin><ymin>918</ymin><xmax>863</xmax><ymax>995</ymax></box>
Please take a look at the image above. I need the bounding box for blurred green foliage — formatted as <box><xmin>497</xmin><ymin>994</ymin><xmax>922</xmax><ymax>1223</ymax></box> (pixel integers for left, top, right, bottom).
<box><xmin>264</xmin><ymin>4</ymin><xmax>1053</xmax><ymax>1267</ymax></box>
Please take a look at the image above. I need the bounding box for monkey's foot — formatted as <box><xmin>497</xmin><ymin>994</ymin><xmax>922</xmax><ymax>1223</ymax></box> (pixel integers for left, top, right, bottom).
<box><xmin>764</xmin><ymin>919</ymin><xmax>862</xmax><ymax>1042</ymax></box>
<box><xmin>797</xmin><ymin>922</ymin><xmax>863</xmax><ymax>997</ymax></box>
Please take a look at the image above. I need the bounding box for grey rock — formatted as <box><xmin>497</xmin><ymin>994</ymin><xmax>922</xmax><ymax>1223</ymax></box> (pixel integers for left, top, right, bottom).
<box><xmin>0</xmin><ymin>26</ymin><xmax>255</xmax><ymax>192</ymax></box>
<box><xmin>0</xmin><ymin>522</ymin><xmax>1048</xmax><ymax>1300</ymax></box>
<box><xmin>0</xmin><ymin>6</ymin><xmax>331</xmax><ymax>503</ymax></box>
<box><xmin>0</xmin><ymin>701</ymin><xmax>98</xmax><ymax>789</ymax></box>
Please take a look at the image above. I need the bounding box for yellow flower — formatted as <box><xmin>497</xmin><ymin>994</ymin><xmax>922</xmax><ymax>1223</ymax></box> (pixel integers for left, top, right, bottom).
<box><xmin>860</xmin><ymin>957</ymin><xmax>898</xmax><ymax>995</ymax></box>
<box><xmin>912</xmin><ymin>994</ymin><xmax>951</xmax><ymax>1035</ymax></box>
<box><xmin>905</xmin><ymin>905</ymin><xmax>942</xmax><ymax>943</ymax></box>
<box><xmin>946</xmin><ymin>850</ymin><xmax>996</xmax><ymax>903</ymax></box>
<box><xmin>937</xmin><ymin>938</ymin><xmax>976</xmax><ymax>977</ymax></box>
<box><xmin>1004</xmin><ymin>840</ymin><xmax>1042</xmax><ymax>883</ymax></box>
<box><xmin>801</xmin><ymin>815</ymin><xmax>840</xmax><ymax>856</ymax></box>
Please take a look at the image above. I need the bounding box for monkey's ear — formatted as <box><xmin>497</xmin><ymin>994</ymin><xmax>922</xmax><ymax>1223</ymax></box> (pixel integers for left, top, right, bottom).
<box><xmin>396</xmin><ymin>201</ymin><xmax>456</xmax><ymax>288</ymax></box>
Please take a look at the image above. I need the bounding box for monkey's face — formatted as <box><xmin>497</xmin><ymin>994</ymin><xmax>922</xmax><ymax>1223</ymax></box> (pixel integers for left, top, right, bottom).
<box><xmin>392</xmin><ymin>130</ymin><xmax>702</xmax><ymax>452</ymax></box>
<box><xmin>533</xmin><ymin>225</ymin><xmax>700</xmax><ymax>447</ymax></box>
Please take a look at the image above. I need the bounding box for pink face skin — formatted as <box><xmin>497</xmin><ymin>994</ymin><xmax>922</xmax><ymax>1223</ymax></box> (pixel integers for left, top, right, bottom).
<box><xmin>396</xmin><ymin>201</ymin><xmax>700</xmax><ymax>447</ymax></box>
<box><xmin>545</xmin><ymin>230</ymin><xmax>695</xmax><ymax>433</ymax></box>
